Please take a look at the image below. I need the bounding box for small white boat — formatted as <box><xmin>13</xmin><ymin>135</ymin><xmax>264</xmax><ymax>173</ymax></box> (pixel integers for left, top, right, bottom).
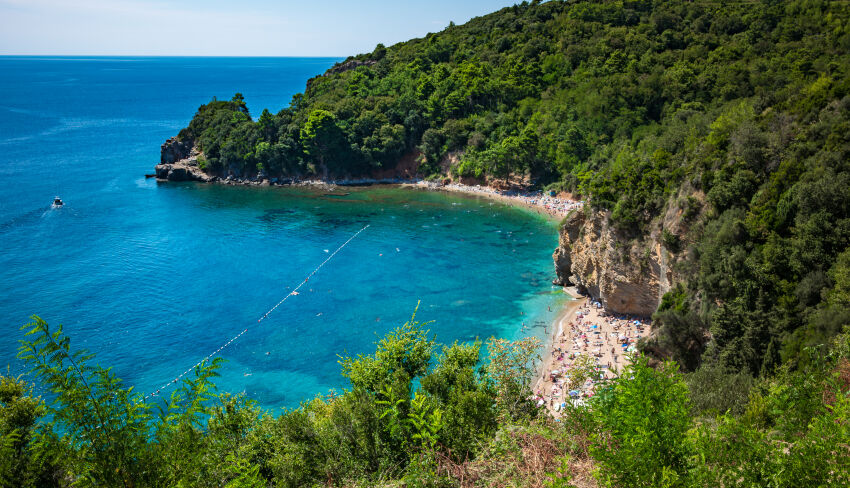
<box><xmin>51</xmin><ymin>196</ymin><xmax>64</xmax><ymax>208</ymax></box>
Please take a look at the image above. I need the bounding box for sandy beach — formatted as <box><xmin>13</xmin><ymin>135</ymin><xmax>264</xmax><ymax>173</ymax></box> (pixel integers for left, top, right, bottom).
<box><xmin>533</xmin><ymin>292</ymin><xmax>651</xmax><ymax>416</ymax></box>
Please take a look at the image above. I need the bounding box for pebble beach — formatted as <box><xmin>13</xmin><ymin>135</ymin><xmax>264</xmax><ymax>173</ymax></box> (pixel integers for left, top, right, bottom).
<box><xmin>411</xmin><ymin>180</ymin><xmax>583</xmax><ymax>219</ymax></box>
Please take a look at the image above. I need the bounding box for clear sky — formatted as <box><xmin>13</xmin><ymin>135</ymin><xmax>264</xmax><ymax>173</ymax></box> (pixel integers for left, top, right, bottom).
<box><xmin>0</xmin><ymin>0</ymin><xmax>520</xmax><ymax>56</ymax></box>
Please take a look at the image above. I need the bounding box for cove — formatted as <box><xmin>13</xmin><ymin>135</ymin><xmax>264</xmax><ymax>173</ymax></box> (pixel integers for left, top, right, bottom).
<box><xmin>1</xmin><ymin>182</ymin><xmax>568</xmax><ymax>410</ymax></box>
<box><xmin>0</xmin><ymin>57</ymin><xmax>567</xmax><ymax>412</ymax></box>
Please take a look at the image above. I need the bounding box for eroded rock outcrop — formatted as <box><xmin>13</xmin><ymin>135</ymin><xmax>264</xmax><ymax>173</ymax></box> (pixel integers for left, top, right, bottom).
<box><xmin>553</xmin><ymin>209</ymin><xmax>677</xmax><ymax>317</ymax></box>
<box><xmin>326</xmin><ymin>59</ymin><xmax>377</xmax><ymax>75</ymax></box>
<box><xmin>160</xmin><ymin>136</ymin><xmax>193</xmax><ymax>164</ymax></box>
<box><xmin>154</xmin><ymin>137</ymin><xmax>213</xmax><ymax>182</ymax></box>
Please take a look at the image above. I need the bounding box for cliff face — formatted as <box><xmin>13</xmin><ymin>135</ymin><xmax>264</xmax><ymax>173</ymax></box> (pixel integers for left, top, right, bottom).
<box><xmin>160</xmin><ymin>136</ymin><xmax>193</xmax><ymax>164</ymax></box>
<box><xmin>553</xmin><ymin>210</ymin><xmax>677</xmax><ymax>317</ymax></box>
<box><xmin>154</xmin><ymin>137</ymin><xmax>213</xmax><ymax>182</ymax></box>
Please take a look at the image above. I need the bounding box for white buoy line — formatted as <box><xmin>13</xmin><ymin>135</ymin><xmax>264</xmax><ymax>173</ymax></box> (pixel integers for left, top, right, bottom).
<box><xmin>144</xmin><ymin>224</ymin><xmax>370</xmax><ymax>400</ymax></box>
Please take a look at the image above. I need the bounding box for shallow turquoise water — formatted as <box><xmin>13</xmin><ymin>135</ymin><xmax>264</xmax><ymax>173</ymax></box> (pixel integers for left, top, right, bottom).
<box><xmin>0</xmin><ymin>57</ymin><xmax>567</xmax><ymax>411</ymax></box>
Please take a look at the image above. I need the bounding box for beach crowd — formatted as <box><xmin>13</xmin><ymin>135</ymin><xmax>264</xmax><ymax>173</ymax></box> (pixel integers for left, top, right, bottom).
<box><xmin>534</xmin><ymin>298</ymin><xmax>650</xmax><ymax>415</ymax></box>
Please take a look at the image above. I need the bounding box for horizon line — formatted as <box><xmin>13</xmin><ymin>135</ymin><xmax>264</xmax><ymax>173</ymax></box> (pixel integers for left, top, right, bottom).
<box><xmin>0</xmin><ymin>54</ymin><xmax>350</xmax><ymax>58</ymax></box>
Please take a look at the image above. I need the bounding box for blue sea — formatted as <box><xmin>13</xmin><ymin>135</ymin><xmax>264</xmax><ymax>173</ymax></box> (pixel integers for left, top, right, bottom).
<box><xmin>0</xmin><ymin>57</ymin><xmax>568</xmax><ymax>411</ymax></box>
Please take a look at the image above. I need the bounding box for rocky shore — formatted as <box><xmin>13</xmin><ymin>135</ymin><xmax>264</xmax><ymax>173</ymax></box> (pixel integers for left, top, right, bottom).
<box><xmin>154</xmin><ymin>137</ymin><xmax>214</xmax><ymax>182</ymax></box>
<box><xmin>155</xmin><ymin>137</ymin><xmax>429</xmax><ymax>186</ymax></box>
<box><xmin>153</xmin><ymin>139</ymin><xmax>584</xmax><ymax>218</ymax></box>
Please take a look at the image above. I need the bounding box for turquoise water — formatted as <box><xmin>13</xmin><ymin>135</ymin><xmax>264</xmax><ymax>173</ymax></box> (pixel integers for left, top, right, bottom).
<box><xmin>0</xmin><ymin>57</ymin><xmax>567</xmax><ymax>411</ymax></box>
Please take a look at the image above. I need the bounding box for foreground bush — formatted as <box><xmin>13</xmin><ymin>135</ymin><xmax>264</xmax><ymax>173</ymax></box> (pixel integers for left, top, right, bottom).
<box><xmin>4</xmin><ymin>313</ymin><xmax>541</xmax><ymax>487</ymax></box>
<box><xmin>2</xmin><ymin>317</ymin><xmax>848</xmax><ymax>487</ymax></box>
<box><xmin>590</xmin><ymin>357</ymin><xmax>691</xmax><ymax>487</ymax></box>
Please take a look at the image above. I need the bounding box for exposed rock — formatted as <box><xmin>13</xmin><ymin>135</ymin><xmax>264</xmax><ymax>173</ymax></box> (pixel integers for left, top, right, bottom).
<box><xmin>154</xmin><ymin>160</ymin><xmax>214</xmax><ymax>183</ymax></box>
<box><xmin>325</xmin><ymin>58</ymin><xmax>377</xmax><ymax>75</ymax></box>
<box><xmin>167</xmin><ymin>166</ymin><xmax>188</xmax><ymax>181</ymax></box>
<box><xmin>552</xmin><ymin>243</ymin><xmax>571</xmax><ymax>286</ymax></box>
<box><xmin>154</xmin><ymin>164</ymin><xmax>170</xmax><ymax>179</ymax></box>
<box><xmin>160</xmin><ymin>136</ymin><xmax>193</xmax><ymax>165</ymax></box>
<box><xmin>553</xmin><ymin>210</ymin><xmax>678</xmax><ymax>317</ymax></box>
<box><xmin>154</xmin><ymin>136</ymin><xmax>216</xmax><ymax>182</ymax></box>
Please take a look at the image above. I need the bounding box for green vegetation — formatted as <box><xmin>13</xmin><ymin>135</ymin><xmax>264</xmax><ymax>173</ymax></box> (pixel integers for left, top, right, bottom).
<box><xmin>4</xmin><ymin>316</ymin><xmax>848</xmax><ymax>486</ymax></box>
<box><xmin>173</xmin><ymin>0</ymin><xmax>850</xmax><ymax>388</ymax></box>
<box><xmin>12</xmin><ymin>0</ymin><xmax>848</xmax><ymax>484</ymax></box>
<box><xmin>1</xmin><ymin>313</ymin><xmax>519</xmax><ymax>486</ymax></box>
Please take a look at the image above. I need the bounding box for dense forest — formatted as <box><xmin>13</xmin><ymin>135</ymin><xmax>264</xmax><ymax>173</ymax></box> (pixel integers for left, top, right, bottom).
<box><xmin>3</xmin><ymin>0</ymin><xmax>850</xmax><ymax>486</ymax></box>
<box><xmin>174</xmin><ymin>0</ymin><xmax>850</xmax><ymax>382</ymax></box>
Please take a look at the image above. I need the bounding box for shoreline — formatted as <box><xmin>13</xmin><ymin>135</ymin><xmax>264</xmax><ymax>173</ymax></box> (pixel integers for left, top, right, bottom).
<box><xmin>404</xmin><ymin>180</ymin><xmax>582</xmax><ymax>221</ymax></box>
<box><xmin>533</xmin><ymin>293</ymin><xmax>651</xmax><ymax>417</ymax></box>
<box><xmin>155</xmin><ymin>172</ymin><xmax>582</xmax><ymax>221</ymax></box>
<box><xmin>534</xmin><ymin>292</ymin><xmax>586</xmax><ymax>381</ymax></box>
<box><xmin>158</xmin><ymin>172</ymin><xmax>613</xmax><ymax>415</ymax></box>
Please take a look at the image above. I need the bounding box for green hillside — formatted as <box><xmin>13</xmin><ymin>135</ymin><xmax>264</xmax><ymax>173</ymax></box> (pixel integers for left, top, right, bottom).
<box><xmin>4</xmin><ymin>1</ymin><xmax>849</xmax><ymax>486</ymax></box>
<box><xmin>177</xmin><ymin>0</ymin><xmax>850</xmax><ymax>378</ymax></box>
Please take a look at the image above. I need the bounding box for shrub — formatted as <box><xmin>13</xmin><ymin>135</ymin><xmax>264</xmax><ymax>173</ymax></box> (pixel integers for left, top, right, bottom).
<box><xmin>661</xmin><ymin>228</ymin><xmax>680</xmax><ymax>252</ymax></box>
<box><xmin>589</xmin><ymin>356</ymin><xmax>691</xmax><ymax>487</ymax></box>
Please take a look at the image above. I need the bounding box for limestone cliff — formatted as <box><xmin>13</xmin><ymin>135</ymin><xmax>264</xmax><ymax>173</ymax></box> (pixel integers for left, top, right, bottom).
<box><xmin>553</xmin><ymin>209</ymin><xmax>678</xmax><ymax>317</ymax></box>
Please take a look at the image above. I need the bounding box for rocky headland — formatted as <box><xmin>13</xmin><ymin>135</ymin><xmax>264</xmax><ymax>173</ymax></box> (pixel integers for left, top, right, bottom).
<box><xmin>154</xmin><ymin>136</ymin><xmax>419</xmax><ymax>187</ymax></box>
<box><xmin>153</xmin><ymin>137</ymin><xmax>582</xmax><ymax>216</ymax></box>
<box><xmin>154</xmin><ymin>137</ymin><xmax>214</xmax><ymax>183</ymax></box>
